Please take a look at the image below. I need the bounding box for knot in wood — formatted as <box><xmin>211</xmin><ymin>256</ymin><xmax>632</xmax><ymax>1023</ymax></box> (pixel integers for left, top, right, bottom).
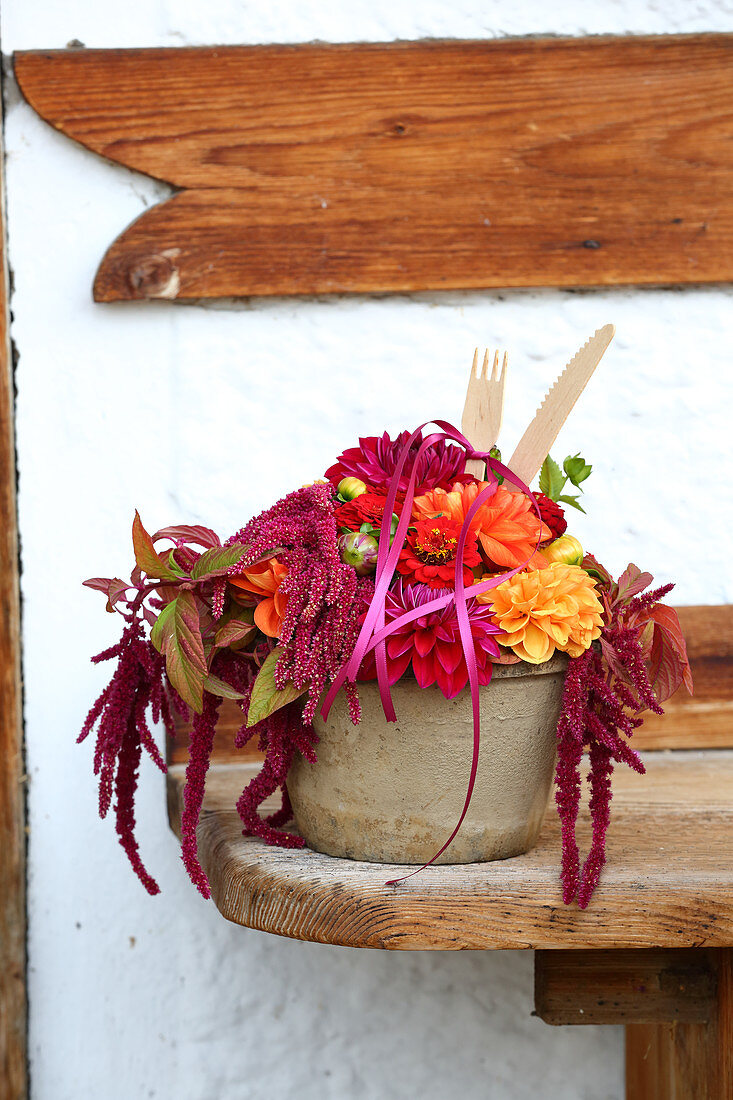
<box><xmin>128</xmin><ymin>252</ymin><xmax>181</xmax><ymax>299</ymax></box>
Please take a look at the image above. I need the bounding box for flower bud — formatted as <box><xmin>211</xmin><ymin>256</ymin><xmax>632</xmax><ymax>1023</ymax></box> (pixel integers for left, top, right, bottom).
<box><xmin>338</xmin><ymin>531</ymin><xmax>378</xmax><ymax>576</ymax></box>
<box><xmin>543</xmin><ymin>534</ymin><xmax>584</xmax><ymax>566</ymax></box>
<box><xmin>337</xmin><ymin>477</ymin><xmax>367</xmax><ymax>501</ymax></box>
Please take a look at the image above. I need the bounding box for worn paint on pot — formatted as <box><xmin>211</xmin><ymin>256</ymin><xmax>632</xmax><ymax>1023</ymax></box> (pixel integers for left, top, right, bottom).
<box><xmin>287</xmin><ymin>653</ymin><xmax>568</xmax><ymax>865</ymax></box>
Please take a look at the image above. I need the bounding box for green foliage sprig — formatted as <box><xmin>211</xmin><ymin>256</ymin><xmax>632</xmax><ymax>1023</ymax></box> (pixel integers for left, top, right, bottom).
<box><xmin>539</xmin><ymin>453</ymin><xmax>592</xmax><ymax>512</ymax></box>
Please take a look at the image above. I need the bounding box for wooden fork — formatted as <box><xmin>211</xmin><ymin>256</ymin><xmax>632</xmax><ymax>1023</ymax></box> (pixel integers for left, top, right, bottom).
<box><xmin>461</xmin><ymin>348</ymin><xmax>508</xmax><ymax>479</ymax></box>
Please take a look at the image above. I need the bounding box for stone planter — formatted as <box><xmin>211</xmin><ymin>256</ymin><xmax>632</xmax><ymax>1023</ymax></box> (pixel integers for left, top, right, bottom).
<box><xmin>287</xmin><ymin>652</ymin><xmax>568</xmax><ymax>865</ymax></box>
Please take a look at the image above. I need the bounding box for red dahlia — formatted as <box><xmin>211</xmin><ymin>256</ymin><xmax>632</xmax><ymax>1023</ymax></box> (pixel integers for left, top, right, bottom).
<box><xmin>358</xmin><ymin>581</ymin><xmax>502</xmax><ymax>699</ymax></box>
<box><xmin>536</xmin><ymin>493</ymin><xmax>567</xmax><ymax>542</ymax></box>
<box><xmin>335</xmin><ymin>488</ymin><xmax>406</xmax><ymax>532</ymax></box>
<box><xmin>397</xmin><ymin>516</ymin><xmax>480</xmax><ymax>589</ymax></box>
<box><xmin>326</xmin><ymin>430</ymin><xmax>472</xmax><ymax>494</ymax></box>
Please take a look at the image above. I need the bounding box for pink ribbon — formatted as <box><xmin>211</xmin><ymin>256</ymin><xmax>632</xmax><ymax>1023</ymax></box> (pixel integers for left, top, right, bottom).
<box><xmin>321</xmin><ymin>422</ymin><xmax>544</xmax><ymax>885</ymax></box>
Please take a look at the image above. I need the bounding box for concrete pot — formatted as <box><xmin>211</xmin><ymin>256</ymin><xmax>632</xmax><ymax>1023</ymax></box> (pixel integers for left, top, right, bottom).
<box><xmin>287</xmin><ymin>653</ymin><xmax>568</xmax><ymax>865</ymax></box>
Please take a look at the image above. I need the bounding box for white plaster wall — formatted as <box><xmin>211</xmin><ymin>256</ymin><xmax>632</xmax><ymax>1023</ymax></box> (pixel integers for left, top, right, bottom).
<box><xmin>4</xmin><ymin>3</ymin><xmax>732</xmax><ymax>1099</ymax></box>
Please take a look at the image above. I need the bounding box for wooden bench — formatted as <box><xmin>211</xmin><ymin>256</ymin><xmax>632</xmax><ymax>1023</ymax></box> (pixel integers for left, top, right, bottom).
<box><xmin>167</xmin><ymin>605</ymin><xmax>733</xmax><ymax>1099</ymax></box>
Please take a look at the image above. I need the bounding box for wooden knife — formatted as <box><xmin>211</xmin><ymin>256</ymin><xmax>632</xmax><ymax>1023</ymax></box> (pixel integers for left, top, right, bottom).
<box><xmin>505</xmin><ymin>324</ymin><xmax>615</xmax><ymax>490</ymax></box>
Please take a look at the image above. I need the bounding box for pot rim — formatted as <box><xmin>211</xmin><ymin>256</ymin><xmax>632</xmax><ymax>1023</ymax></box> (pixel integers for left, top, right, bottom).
<box><xmin>356</xmin><ymin>649</ymin><xmax>569</xmax><ymax>691</ymax></box>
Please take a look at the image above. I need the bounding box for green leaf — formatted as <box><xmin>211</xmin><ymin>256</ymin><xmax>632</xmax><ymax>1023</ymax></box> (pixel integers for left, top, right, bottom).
<box><xmin>150</xmin><ymin>599</ymin><xmax>176</xmax><ymax>654</ymax></box>
<box><xmin>558</xmin><ymin>494</ymin><xmax>586</xmax><ymax>513</ymax></box>
<box><xmin>132</xmin><ymin>511</ymin><xmax>180</xmax><ymax>580</ymax></box>
<box><xmin>160</xmin><ymin>548</ymin><xmax>187</xmax><ymax>578</ymax></box>
<box><xmin>539</xmin><ymin>455</ymin><xmax>566</xmax><ymax>501</ymax></box>
<box><xmin>202</xmin><ymin>673</ymin><xmax>246</xmax><ymax>701</ymax></box>
<box><xmin>150</xmin><ymin>592</ymin><xmax>207</xmax><ymax>713</ymax></box>
<box><xmin>563</xmin><ymin>454</ymin><xmax>592</xmax><ymax>487</ymax></box>
<box><xmin>190</xmin><ymin>542</ymin><xmax>248</xmax><ymax>580</ymax></box>
<box><xmin>246</xmin><ymin>647</ymin><xmax>306</xmax><ymax>728</ymax></box>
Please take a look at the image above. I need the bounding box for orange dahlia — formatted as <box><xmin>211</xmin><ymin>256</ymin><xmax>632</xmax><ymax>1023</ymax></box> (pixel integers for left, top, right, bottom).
<box><xmin>412</xmin><ymin>481</ymin><xmax>550</xmax><ymax>570</ymax></box>
<box><xmin>481</xmin><ymin>562</ymin><xmax>604</xmax><ymax>663</ymax></box>
<box><xmin>229</xmin><ymin>557</ymin><xmax>288</xmax><ymax>638</ymax></box>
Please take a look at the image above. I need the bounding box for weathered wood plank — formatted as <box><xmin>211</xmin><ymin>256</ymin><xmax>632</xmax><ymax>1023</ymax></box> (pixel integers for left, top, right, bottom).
<box><xmin>0</xmin><ymin>60</ymin><xmax>28</xmax><ymax>1100</ymax></box>
<box><xmin>167</xmin><ymin>605</ymin><xmax>733</xmax><ymax>766</ymax></box>
<box><xmin>626</xmin><ymin>950</ymin><xmax>733</xmax><ymax>1099</ymax></box>
<box><xmin>166</xmin><ymin>751</ymin><xmax>733</xmax><ymax>950</ymax></box>
<box><xmin>13</xmin><ymin>35</ymin><xmax>733</xmax><ymax>302</ymax></box>
<box><xmin>535</xmin><ymin>949</ymin><xmax>717</xmax><ymax>1025</ymax></box>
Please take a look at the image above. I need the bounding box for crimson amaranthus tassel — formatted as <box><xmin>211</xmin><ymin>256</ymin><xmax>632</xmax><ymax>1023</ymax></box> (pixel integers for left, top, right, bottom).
<box><xmin>234</xmin><ymin>697</ymin><xmax>318</xmax><ymax>846</ymax></box>
<box><xmin>179</xmin><ymin>649</ymin><xmax>256</xmax><ymax>898</ymax></box>
<box><xmin>79</xmin><ymin>620</ymin><xmax>172</xmax><ymax>895</ymax></box>
<box><xmin>180</xmin><ymin>691</ymin><xmax>221</xmax><ymax>898</ymax></box>
<box><xmin>555</xmin><ymin>618</ymin><xmax>661</xmax><ymax>908</ymax></box>
<box><xmin>226</xmin><ymin>484</ymin><xmax>371</xmax><ymax>724</ymax></box>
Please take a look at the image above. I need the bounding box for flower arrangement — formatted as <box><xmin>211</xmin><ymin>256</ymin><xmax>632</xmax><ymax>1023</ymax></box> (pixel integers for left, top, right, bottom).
<box><xmin>82</xmin><ymin>422</ymin><xmax>692</xmax><ymax>909</ymax></box>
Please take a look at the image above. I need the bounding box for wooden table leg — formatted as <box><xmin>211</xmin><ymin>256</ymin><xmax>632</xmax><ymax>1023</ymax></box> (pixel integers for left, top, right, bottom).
<box><xmin>626</xmin><ymin>949</ymin><xmax>732</xmax><ymax>1099</ymax></box>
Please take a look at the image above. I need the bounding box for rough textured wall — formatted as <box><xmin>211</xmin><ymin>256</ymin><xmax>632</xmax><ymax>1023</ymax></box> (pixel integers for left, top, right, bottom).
<box><xmin>3</xmin><ymin>3</ymin><xmax>732</xmax><ymax>1099</ymax></box>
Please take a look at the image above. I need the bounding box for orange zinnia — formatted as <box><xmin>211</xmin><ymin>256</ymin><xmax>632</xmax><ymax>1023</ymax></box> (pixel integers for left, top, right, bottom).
<box><xmin>482</xmin><ymin>562</ymin><xmax>604</xmax><ymax>663</ymax></box>
<box><xmin>229</xmin><ymin>558</ymin><xmax>288</xmax><ymax>639</ymax></box>
<box><xmin>412</xmin><ymin>481</ymin><xmax>550</xmax><ymax>570</ymax></box>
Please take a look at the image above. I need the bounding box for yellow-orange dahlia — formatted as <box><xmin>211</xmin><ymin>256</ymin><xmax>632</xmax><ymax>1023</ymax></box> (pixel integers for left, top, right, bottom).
<box><xmin>412</xmin><ymin>481</ymin><xmax>550</xmax><ymax>570</ymax></box>
<box><xmin>481</xmin><ymin>562</ymin><xmax>604</xmax><ymax>663</ymax></box>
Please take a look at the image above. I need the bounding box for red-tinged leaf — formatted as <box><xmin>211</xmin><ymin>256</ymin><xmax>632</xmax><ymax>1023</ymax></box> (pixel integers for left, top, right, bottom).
<box><xmin>132</xmin><ymin>511</ymin><xmax>180</xmax><ymax>580</ymax></box>
<box><xmin>615</xmin><ymin>564</ymin><xmax>654</xmax><ymax>605</ymax></box>
<box><xmin>203</xmin><ymin>673</ymin><xmax>246</xmax><ymax>701</ymax></box>
<box><xmin>83</xmin><ymin>577</ymin><xmax>131</xmax><ymax>612</ymax></box>
<box><xmin>214</xmin><ymin>619</ymin><xmax>256</xmax><ymax>649</ymax></box>
<box><xmin>83</xmin><ymin>577</ymin><xmax>115</xmax><ymax>593</ymax></box>
<box><xmin>194</xmin><ymin>593</ymin><xmax>217</xmax><ymax>641</ymax></box>
<box><xmin>151</xmin><ymin>592</ymin><xmax>207</xmax><ymax>713</ymax></box>
<box><xmin>130</xmin><ymin>565</ymin><xmax>142</xmax><ymax>586</ymax></box>
<box><xmin>246</xmin><ymin>647</ymin><xmax>306</xmax><ymax>727</ymax></box>
<box><xmin>153</xmin><ymin>524</ymin><xmax>222</xmax><ymax>550</ymax></box>
<box><xmin>105</xmin><ymin>578</ymin><xmax>131</xmax><ymax>613</ymax></box>
<box><xmin>191</xmin><ymin>542</ymin><xmax>248</xmax><ymax>581</ymax></box>
<box><xmin>649</xmin><ymin>604</ymin><xmax>694</xmax><ymax>697</ymax></box>
<box><xmin>600</xmin><ymin>637</ymin><xmax>631</xmax><ymax>684</ymax></box>
<box><xmin>174</xmin><ymin>592</ymin><xmax>207</xmax><ymax>667</ymax></box>
<box><xmin>142</xmin><ymin>606</ymin><xmax>157</xmax><ymax>627</ymax></box>
<box><xmin>648</xmin><ymin>625</ymin><xmax>686</xmax><ymax>704</ymax></box>
<box><xmin>582</xmin><ymin>553</ymin><xmax>613</xmax><ymax>589</ymax></box>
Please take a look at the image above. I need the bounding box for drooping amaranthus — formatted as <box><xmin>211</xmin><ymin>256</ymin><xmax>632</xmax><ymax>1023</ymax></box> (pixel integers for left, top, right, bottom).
<box><xmin>79</xmin><ymin>619</ymin><xmax>174</xmax><ymax>895</ymax></box>
<box><xmin>555</xmin><ymin>580</ymin><xmax>674</xmax><ymax>908</ymax></box>
<box><xmin>235</xmin><ymin>693</ymin><xmax>318</xmax><ymax>847</ymax></box>
<box><xmin>227</xmin><ymin>483</ymin><xmax>373</xmax><ymax>723</ymax></box>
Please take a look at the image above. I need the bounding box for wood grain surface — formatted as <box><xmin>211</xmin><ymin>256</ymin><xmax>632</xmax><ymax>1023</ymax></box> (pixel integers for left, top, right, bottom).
<box><xmin>167</xmin><ymin>604</ymin><xmax>733</xmax><ymax>766</ymax></box>
<box><xmin>13</xmin><ymin>35</ymin><xmax>733</xmax><ymax>302</ymax></box>
<box><xmin>535</xmin><ymin>948</ymin><xmax>717</xmax><ymax>1025</ymax></box>
<box><xmin>0</xmin><ymin>64</ymin><xmax>28</xmax><ymax>1100</ymax></box>
<box><xmin>626</xmin><ymin>950</ymin><xmax>733</xmax><ymax>1099</ymax></box>
<box><xmin>166</xmin><ymin>750</ymin><xmax>733</xmax><ymax>950</ymax></box>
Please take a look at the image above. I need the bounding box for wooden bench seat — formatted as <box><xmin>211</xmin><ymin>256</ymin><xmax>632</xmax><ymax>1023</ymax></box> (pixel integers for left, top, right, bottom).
<box><xmin>166</xmin><ymin>749</ymin><xmax>733</xmax><ymax>952</ymax></box>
